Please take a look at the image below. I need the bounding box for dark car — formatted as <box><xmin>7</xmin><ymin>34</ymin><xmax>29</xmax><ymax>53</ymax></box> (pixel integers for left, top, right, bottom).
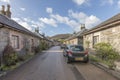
<box><xmin>60</xmin><ymin>44</ymin><xmax>66</xmax><ymax>49</ymax></box>
<box><xmin>63</xmin><ymin>45</ymin><xmax>89</xmax><ymax>63</ymax></box>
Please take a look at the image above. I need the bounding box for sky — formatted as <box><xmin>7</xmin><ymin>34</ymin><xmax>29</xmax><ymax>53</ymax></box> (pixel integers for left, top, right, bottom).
<box><xmin>0</xmin><ymin>0</ymin><xmax>120</xmax><ymax>36</ymax></box>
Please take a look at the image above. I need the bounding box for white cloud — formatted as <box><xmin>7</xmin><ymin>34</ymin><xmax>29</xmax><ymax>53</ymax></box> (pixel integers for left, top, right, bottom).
<box><xmin>50</xmin><ymin>14</ymin><xmax>81</xmax><ymax>32</ymax></box>
<box><xmin>118</xmin><ymin>0</ymin><xmax>120</xmax><ymax>8</ymax></box>
<box><xmin>101</xmin><ymin>0</ymin><xmax>114</xmax><ymax>6</ymax></box>
<box><xmin>12</xmin><ymin>17</ymin><xmax>32</xmax><ymax>31</ymax></box>
<box><xmin>12</xmin><ymin>17</ymin><xmax>45</xmax><ymax>32</ymax></box>
<box><xmin>85</xmin><ymin>15</ymin><xmax>101</xmax><ymax>28</ymax></box>
<box><xmin>0</xmin><ymin>0</ymin><xmax>10</xmax><ymax>3</ymax></box>
<box><xmin>34</xmin><ymin>8</ymin><xmax>100</xmax><ymax>32</ymax></box>
<box><xmin>46</xmin><ymin>7</ymin><xmax>53</xmax><ymax>13</ymax></box>
<box><xmin>68</xmin><ymin>10</ymin><xmax>87</xmax><ymax>23</ymax></box>
<box><xmin>68</xmin><ymin>10</ymin><xmax>101</xmax><ymax>29</ymax></box>
<box><xmin>72</xmin><ymin>0</ymin><xmax>89</xmax><ymax>6</ymax></box>
<box><xmin>20</xmin><ymin>8</ymin><xmax>26</xmax><ymax>11</ymax></box>
<box><xmin>39</xmin><ymin>18</ymin><xmax>57</xmax><ymax>27</ymax></box>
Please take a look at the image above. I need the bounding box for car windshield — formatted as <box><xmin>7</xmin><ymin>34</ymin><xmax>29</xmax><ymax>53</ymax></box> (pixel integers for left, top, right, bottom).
<box><xmin>70</xmin><ymin>45</ymin><xmax>84</xmax><ymax>51</ymax></box>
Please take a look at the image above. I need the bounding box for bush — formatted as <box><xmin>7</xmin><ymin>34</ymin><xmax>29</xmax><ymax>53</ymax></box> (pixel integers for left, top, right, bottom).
<box><xmin>18</xmin><ymin>55</ymin><xmax>26</xmax><ymax>61</ymax></box>
<box><xmin>94</xmin><ymin>42</ymin><xmax>120</xmax><ymax>69</ymax></box>
<box><xmin>34</xmin><ymin>45</ymin><xmax>41</xmax><ymax>54</ymax></box>
<box><xmin>3</xmin><ymin>44</ymin><xmax>18</xmax><ymax>66</ymax></box>
<box><xmin>41</xmin><ymin>42</ymin><xmax>48</xmax><ymax>50</ymax></box>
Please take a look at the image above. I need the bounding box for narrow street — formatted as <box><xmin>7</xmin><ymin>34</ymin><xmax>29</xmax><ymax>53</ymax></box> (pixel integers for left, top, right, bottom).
<box><xmin>0</xmin><ymin>46</ymin><xmax>118</xmax><ymax>80</ymax></box>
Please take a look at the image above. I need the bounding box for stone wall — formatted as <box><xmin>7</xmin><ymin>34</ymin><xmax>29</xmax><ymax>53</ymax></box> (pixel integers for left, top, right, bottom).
<box><xmin>0</xmin><ymin>28</ymin><xmax>9</xmax><ymax>55</ymax></box>
<box><xmin>84</xmin><ymin>24</ymin><xmax>120</xmax><ymax>54</ymax></box>
<box><xmin>0</xmin><ymin>27</ymin><xmax>41</xmax><ymax>56</ymax></box>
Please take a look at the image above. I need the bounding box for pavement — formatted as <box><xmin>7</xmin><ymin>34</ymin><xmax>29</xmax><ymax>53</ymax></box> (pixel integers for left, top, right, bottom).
<box><xmin>87</xmin><ymin>48</ymin><xmax>120</xmax><ymax>80</ymax></box>
<box><xmin>90</xmin><ymin>61</ymin><xmax>120</xmax><ymax>80</ymax></box>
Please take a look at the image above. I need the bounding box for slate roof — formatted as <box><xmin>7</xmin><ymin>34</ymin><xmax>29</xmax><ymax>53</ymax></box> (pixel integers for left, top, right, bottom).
<box><xmin>85</xmin><ymin>13</ymin><xmax>120</xmax><ymax>34</ymax></box>
<box><xmin>0</xmin><ymin>14</ymin><xmax>43</xmax><ymax>38</ymax></box>
<box><xmin>65</xmin><ymin>29</ymin><xmax>87</xmax><ymax>41</ymax></box>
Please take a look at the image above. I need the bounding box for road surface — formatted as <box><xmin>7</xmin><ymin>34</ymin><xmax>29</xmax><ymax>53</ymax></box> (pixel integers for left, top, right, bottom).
<box><xmin>0</xmin><ymin>46</ymin><xmax>118</xmax><ymax>80</ymax></box>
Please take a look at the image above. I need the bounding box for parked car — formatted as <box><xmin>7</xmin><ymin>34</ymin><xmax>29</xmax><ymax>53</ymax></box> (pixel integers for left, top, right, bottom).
<box><xmin>60</xmin><ymin>44</ymin><xmax>66</xmax><ymax>49</ymax></box>
<box><xmin>63</xmin><ymin>45</ymin><xmax>89</xmax><ymax>63</ymax></box>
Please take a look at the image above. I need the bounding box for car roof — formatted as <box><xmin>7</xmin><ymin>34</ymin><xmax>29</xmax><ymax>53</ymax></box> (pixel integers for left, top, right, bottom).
<box><xmin>66</xmin><ymin>44</ymin><xmax>83</xmax><ymax>48</ymax></box>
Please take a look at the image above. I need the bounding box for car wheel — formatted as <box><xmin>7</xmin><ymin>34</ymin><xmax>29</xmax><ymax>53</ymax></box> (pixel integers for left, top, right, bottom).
<box><xmin>84</xmin><ymin>58</ymin><xmax>89</xmax><ymax>63</ymax></box>
<box><xmin>67</xmin><ymin>57</ymin><xmax>71</xmax><ymax>63</ymax></box>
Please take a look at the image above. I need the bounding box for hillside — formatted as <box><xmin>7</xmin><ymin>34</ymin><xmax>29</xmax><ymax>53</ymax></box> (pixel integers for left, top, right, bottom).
<box><xmin>50</xmin><ymin>34</ymin><xmax>71</xmax><ymax>40</ymax></box>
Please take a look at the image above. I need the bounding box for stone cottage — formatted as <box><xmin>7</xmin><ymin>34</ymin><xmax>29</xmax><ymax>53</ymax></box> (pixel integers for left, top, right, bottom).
<box><xmin>64</xmin><ymin>24</ymin><xmax>87</xmax><ymax>45</ymax></box>
<box><xmin>83</xmin><ymin>13</ymin><xmax>120</xmax><ymax>71</ymax></box>
<box><xmin>83</xmin><ymin>13</ymin><xmax>120</xmax><ymax>54</ymax></box>
<box><xmin>0</xmin><ymin>5</ymin><xmax>51</xmax><ymax>65</ymax></box>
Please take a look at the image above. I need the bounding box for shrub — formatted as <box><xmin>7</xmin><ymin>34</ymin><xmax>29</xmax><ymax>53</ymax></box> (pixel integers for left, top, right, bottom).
<box><xmin>94</xmin><ymin>42</ymin><xmax>112</xmax><ymax>60</ymax></box>
<box><xmin>18</xmin><ymin>55</ymin><xmax>26</xmax><ymax>61</ymax></box>
<box><xmin>3</xmin><ymin>44</ymin><xmax>18</xmax><ymax>66</ymax></box>
<box><xmin>41</xmin><ymin>42</ymin><xmax>47</xmax><ymax>50</ymax></box>
<box><xmin>94</xmin><ymin>42</ymin><xmax>120</xmax><ymax>69</ymax></box>
<box><xmin>34</xmin><ymin>45</ymin><xmax>41</xmax><ymax>54</ymax></box>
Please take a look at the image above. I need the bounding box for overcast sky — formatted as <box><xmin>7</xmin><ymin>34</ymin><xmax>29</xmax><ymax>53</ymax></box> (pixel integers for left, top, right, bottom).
<box><xmin>0</xmin><ymin>0</ymin><xmax>120</xmax><ymax>36</ymax></box>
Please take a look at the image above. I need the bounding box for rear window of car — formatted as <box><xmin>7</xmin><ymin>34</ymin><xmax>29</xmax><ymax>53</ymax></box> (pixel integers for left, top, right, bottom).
<box><xmin>70</xmin><ymin>45</ymin><xmax>84</xmax><ymax>51</ymax></box>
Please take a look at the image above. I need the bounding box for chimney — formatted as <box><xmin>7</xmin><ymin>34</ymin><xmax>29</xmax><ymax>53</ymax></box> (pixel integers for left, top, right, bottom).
<box><xmin>35</xmin><ymin>27</ymin><xmax>39</xmax><ymax>33</ymax></box>
<box><xmin>6</xmin><ymin>4</ymin><xmax>11</xmax><ymax>18</ymax></box>
<box><xmin>81</xmin><ymin>24</ymin><xmax>85</xmax><ymax>30</ymax></box>
<box><xmin>0</xmin><ymin>5</ymin><xmax>6</xmax><ymax>15</ymax></box>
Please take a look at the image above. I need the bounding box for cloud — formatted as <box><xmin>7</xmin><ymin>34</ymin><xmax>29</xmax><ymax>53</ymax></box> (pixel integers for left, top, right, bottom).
<box><xmin>0</xmin><ymin>0</ymin><xmax>10</xmax><ymax>3</ymax></box>
<box><xmin>68</xmin><ymin>10</ymin><xmax>101</xmax><ymax>29</ymax></box>
<box><xmin>12</xmin><ymin>17</ymin><xmax>45</xmax><ymax>32</ymax></box>
<box><xmin>72</xmin><ymin>0</ymin><xmax>89</xmax><ymax>6</ymax></box>
<box><xmin>12</xmin><ymin>17</ymin><xmax>32</xmax><ymax>31</ymax></box>
<box><xmin>38</xmin><ymin>8</ymin><xmax>100</xmax><ymax>32</ymax></box>
<box><xmin>50</xmin><ymin>14</ymin><xmax>81</xmax><ymax>32</ymax></box>
<box><xmin>100</xmin><ymin>0</ymin><xmax>114</xmax><ymax>6</ymax></box>
<box><xmin>68</xmin><ymin>10</ymin><xmax>87</xmax><ymax>22</ymax></box>
<box><xmin>39</xmin><ymin>18</ymin><xmax>57</xmax><ymax>27</ymax></box>
<box><xmin>20</xmin><ymin>8</ymin><xmax>26</xmax><ymax>11</ymax></box>
<box><xmin>118</xmin><ymin>0</ymin><xmax>120</xmax><ymax>8</ymax></box>
<box><xmin>85</xmin><ymin>15</ymin><xmax>101</xmax><ymax>28</ymax></box>
<box><xmin>44</xmin><ymin>9</ymin><xmax>100</xmax><ymax>32</ymax></box>
<box><xmin>46</xmin><ymin>7</ymin><xmax>53</xmax><ymax>13</ymax></box>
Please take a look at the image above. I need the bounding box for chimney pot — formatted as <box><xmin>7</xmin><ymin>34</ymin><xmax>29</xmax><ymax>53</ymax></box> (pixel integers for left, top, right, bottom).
<box><xmin>81</xmin><ymin>24</ymin><xmax>85</xmax><ymax>30</ymax></box>
<box><xmin>6</xmin><ymin>4</ymin><xmax>11</xmax><ymax>18</ymax></box>
<box><xmin>0</xmin><ymin>5</ymin><xmax>6</xmax><ymax>15</ymax></box>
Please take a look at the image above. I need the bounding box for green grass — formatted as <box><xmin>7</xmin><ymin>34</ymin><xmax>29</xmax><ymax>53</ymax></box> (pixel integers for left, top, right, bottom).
<box><xmin>89</xmin><ymin>55</ymin><xmax>101</xmax><ymax>62</ymax></box>
<box><xmin>89</xmin><ymin>55</ymin><xmax>116</xmax><ymax>69</ymax></box>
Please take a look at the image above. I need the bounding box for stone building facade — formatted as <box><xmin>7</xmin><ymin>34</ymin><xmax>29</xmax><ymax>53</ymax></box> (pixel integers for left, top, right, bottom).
<box><xmin>83</xmin><ymin>13</ymin><xmax>120</xmax><ymax>53</ymax></box>
<box><xmin>83</xmin><ymin>13</ymin><xmax>120</xmax><ymax>70</ymax></box>
<box><xmin>0</xmin><ymin>5</ymin><xmax>52</xmax><ymax>65</ymax></box>
<box><xmin>64</xmin><ymin>24</ymin><xmax>87</xmax><ymax>46</ymax></box>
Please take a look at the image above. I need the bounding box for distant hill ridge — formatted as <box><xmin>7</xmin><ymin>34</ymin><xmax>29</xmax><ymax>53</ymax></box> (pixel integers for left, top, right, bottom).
<box><xmin>50</xmin><ymin>34</ymin><xmax>72</xmax><ymax>40</ymax></box>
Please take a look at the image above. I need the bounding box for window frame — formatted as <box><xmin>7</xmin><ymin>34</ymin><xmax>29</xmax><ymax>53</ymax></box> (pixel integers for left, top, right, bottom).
<box><xmin>93</xmin><ymin>35</ymin><xmax>99</xmax><ymax>47</ymax></box>
<box><xmin>11</xmin><ymin>35</ymin><xmax>19</xmax><ymax>49</ymax></box>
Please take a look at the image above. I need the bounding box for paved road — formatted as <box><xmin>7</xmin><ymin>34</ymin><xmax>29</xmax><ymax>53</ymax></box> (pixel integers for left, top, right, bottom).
<box><xmin>0</xmin><ymin>46</ymin><xmax>84</xmax><ymax>80</ymax></box>
<box><xmin>0</xmin><ymin>46</ymin><xmax>118</xmax><ymax>80</ymax></box>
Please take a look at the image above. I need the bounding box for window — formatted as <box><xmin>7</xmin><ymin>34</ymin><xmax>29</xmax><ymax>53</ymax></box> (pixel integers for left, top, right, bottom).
<box><xmin>31</xmin><ymin>39</ymin><xmax>34</xmax><ymax>46</ymax></box>
<box><xmin>70</xmin><ymin>45</ymin><xmax>84</xmax><ymax>51</ymax></box>
<box><xmin>12</xmin><ymin>35</ymin><xmax>19</xmax><ymax>49</ymax></box>
<box><xmin>93</xmin><ymin>35</ymin><xmax>99</xmax><ymax>46</ymax></box>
